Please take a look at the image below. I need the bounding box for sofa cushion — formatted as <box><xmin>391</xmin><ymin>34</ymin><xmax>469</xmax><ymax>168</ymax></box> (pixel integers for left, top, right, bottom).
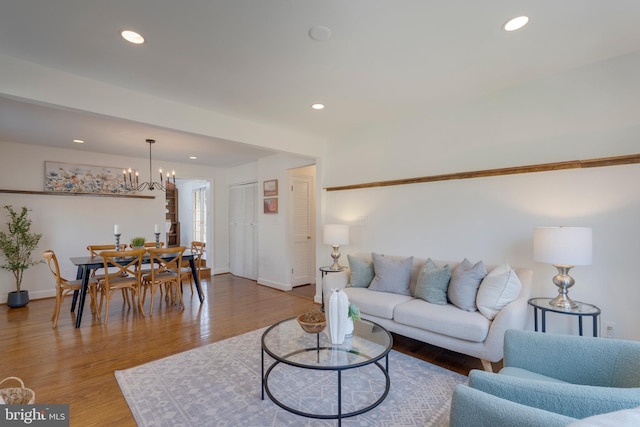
<box><xmin>414</xmin><ymin>259</ymin><xmax>451</xmax><ymax>305</ymax></box>
<box><xmin>368</xmin><ymin>253</ymin><xmax>413</xmax><ymax>296</ymax></box>
<box><xmin>476</xmin><ymin>263</ymin><xmax>522</xmax><ymax>320</ymax></box>
<box><xmin>568</xmin><ymin>406</ymin><xmax>640</xmax><ymax>426</ymax></box>
<box><xmin>498</xmin><ymin>367</ymin><xmax>569</xmax><ymax>384</ymax></box>
<box><xmin>347</xmin><ymin>254</ymin><xmax>374</xmax><ymax>288</ymax></box>
<box><xmin>448</xmin><ymin>258</ymin><xmax>487</xmax><ymax>312</ymax></box>
<box><xmin>394</xmin><ymin>299</ymin><xmax>491</xmax><ymax>342</ymax></box>
<box><xmin>343</xmin><ymin>287</ymin><xmax>413</xmax><ymax>320</ymax></box>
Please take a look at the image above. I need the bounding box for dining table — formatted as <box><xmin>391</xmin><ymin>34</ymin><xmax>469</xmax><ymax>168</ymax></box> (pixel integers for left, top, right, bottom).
<box><xmin>69</xmin><ymin>249</ymin><xmax>204</xmax><ymax>328</ymax></box>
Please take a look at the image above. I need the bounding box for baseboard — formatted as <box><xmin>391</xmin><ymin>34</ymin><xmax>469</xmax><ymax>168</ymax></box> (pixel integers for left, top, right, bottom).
<box><xmin>0</xmin><ymin>289</ymin><xmax>55</xmax><ymax>304</ymax></box>
<box><xmin>257</xmin><ymin>278</ymin><xmax>292</xmax><ymax>292</ymax></box>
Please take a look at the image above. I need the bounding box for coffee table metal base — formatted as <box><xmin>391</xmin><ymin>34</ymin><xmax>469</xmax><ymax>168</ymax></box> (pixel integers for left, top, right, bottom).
<box><xmin>261</xmin><ymin>346</ymin><xmax>390</xmax><ymax>425</ymax></box>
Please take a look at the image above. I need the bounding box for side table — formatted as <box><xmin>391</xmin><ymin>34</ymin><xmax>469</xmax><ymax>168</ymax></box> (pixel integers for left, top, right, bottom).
<box><xmin>528</xmin><ymin>297</ymin><xmax>601</xmax><ymax>337</ymax></box>
<box><xmin>319</xmin><ymin>266</ymin><xmax>345</xmax><ymax>312</ymax></box>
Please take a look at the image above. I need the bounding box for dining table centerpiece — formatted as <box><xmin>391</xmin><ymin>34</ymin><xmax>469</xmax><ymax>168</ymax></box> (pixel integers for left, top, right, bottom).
<box><xmin>130</xmin><ymin>236</ymin><xmax>146</xmax><ymax>250</ymax></box>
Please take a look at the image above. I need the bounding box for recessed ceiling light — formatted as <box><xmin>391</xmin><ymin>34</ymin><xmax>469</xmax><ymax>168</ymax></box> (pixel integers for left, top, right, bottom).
<box><xmin>121</xmin><ymin>30</ymin><xmax>145</xmax><ymax>44</ymax></box>
<box><xmin>189</xmin><ymin>156</ymin><xmax>197</xmax><ymax>160</ymax></box>
<box><xmin>73</xmin><ymin>139</ymin><xmax>84</xmax><ymax>144</ymax></box>
<box><xmin>503</xmin><ymin>16</ymin><xmax>529</xmax><ymax>32</ymax></box>
<box><xmin>311</xmin><ymin>103</ymin><xmax>325</xmax><ymax>110</ymax></box>
<box><xmin>309</xmin><ymin>25</ymin><xmax>332</xmax><ymax>42</ymax></box>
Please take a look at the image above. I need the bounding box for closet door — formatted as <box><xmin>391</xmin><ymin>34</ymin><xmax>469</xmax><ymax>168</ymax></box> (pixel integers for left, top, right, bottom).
<box><xmin>229</xmin><ymin>183</ymin><xmax>258</xmax><ymax>280</ymax></box>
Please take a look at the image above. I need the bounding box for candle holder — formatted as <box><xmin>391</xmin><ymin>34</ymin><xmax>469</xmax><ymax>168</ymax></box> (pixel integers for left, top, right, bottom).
<box><xmin>154</xmin><ymin>232</ymin><xmax>161</xmax><ymax>248</ymax></box>
<box><xmin>114</xmin><ymin>234</ymin><xmax>121</xmax><ymax>251</ymax></box>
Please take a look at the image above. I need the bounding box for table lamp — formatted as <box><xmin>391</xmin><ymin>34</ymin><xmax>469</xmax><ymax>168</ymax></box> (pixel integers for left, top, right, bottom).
<box><xmin>534</xmin><ymin>226</ymin><xmax>592</xmax><ymax>309</ymax></box>
<box><xmin>323</xmin><ymin>224</ymin><xmax>349</xmax><ymax>270</ymax></box>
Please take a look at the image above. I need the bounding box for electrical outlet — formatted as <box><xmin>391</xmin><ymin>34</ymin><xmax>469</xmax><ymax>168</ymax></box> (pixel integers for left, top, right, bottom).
<box><xmin>603</xmin><ymin>321</ymin><xmax>616</xmax><ymax>339</ymax></box>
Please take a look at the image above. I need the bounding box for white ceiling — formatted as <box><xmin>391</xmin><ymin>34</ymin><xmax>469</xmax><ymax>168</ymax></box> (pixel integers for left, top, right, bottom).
<box><xmin>1</xmin><ymin>0</ymin><xmax>639</xmax><ymax>167</ymax></box>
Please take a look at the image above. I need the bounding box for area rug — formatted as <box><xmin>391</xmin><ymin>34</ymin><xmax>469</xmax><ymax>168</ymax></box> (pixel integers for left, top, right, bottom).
<box><xmin>115</xmin><ymin>328</ymin><xmax>466</xmax><ymax>426</ymax></box>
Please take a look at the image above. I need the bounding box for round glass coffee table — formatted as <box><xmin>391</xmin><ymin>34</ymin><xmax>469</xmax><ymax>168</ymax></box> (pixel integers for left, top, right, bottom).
<box><xmin>261</xmin><ymin>317</ymin><xmax>393</xmax><ymax>425</ymax></box>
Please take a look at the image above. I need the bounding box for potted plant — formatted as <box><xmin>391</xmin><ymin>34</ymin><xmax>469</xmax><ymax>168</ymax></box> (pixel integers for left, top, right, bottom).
<box><xmin>0</xmin><ymin>205</ymin><xmax>43</xmax><ymax>308</ymax></box>
<box><xmin>130</xmin><ymin>236</ymin><xmax>146</xmax><ymax>249</ymax></box>
<box><xmin>345</xmin><ymin>303</ymin><xmax>361</xmax><ymax>336</ymax></box>
<box><xmin>348</xmin><ymin>303</ymin><xmax>361</xmax><ymax>322</ymax></box>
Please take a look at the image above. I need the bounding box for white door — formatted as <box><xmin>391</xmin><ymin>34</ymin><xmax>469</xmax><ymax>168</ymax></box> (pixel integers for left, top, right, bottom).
<box><xmin>229</xmin><ymin>182</ymin><xmax>258</xmax><ymax>280</ymax></box>
<box><xmin>290</xmin><ymin>171</ymin><xmax>315</xmax><ymax>286</ymax></box>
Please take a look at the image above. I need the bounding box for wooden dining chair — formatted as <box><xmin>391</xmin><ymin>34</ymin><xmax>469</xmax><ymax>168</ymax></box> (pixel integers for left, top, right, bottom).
<box><xmin>96</xmin><ymin>249</ymin><xmax>146</xmax><ymax>323</ymax></box>
<box><xmin>87</xmin><ymin>244</ymin><xmax>130</xmax><ymax>306</ymax></box>
<box><xmin>142</xmin><ymin>246</ymin><xmax>187</xmax><ymax>315</ymax></box>
<box><xmin>43</xmin><ymin>249</ymin><xmax>97</xmax><ymax>328</ymax></box>
<box><xmin>191</xmin><ymin>240</ymin><xmax>206</xmax><ymax>279</ymax></box>
<box><xmin>179</xmin><ymin>241</ymin><xmax>206</xmax><ymax>294</ymax></box>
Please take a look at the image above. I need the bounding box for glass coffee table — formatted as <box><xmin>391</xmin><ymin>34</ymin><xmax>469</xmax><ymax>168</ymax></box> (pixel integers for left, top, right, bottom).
<box><xmin>261</xmin><ymin>317</ymin><xmax>393</xmax><ymax>425</ymax></box>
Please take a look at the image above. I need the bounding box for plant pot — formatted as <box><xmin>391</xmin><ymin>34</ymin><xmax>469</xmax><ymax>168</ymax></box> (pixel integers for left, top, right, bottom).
<box><xmin>7</xmin><ymin>290</ymin><xmax>29</xmax><ymax>308</ymax></box>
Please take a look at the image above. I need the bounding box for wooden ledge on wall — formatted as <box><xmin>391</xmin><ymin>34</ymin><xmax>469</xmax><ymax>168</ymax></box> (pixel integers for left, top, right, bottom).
<box><xmin>0</xmin><ymin>189</ymin><xmax>155</xmax><ymax>199</ymax></box>
<box><xmin>324</xmin><ymin>153</ymin><xmax>640</xmax><ymax>192</ymax></box>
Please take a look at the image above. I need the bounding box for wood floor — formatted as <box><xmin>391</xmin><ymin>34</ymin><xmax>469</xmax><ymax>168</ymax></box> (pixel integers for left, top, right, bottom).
<box><xmin>0</xmin><ymin>274</ymin><xmax>486</xmax><ymax>426</ymax></box>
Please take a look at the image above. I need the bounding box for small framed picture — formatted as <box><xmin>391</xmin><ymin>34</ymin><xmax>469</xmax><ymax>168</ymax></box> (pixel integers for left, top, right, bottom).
<box><xmin>264</xmin><ymin>197</ymin><xmax>278</xmax><ymax>214</ymax></box>
<box><xmin>264</xmin><ymin>179</ymin><xmax>278</xmax><ymax>197</ymax></box>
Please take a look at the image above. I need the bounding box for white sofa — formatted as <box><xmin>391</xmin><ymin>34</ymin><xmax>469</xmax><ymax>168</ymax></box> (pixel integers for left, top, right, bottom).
<box><xmin>323</xmin><ymin>253</ymin><xmax>532</xmax><ymax>371</ymax></box>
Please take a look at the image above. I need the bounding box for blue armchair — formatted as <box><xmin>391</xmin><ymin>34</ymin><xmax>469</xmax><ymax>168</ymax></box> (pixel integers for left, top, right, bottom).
<box><xmin>449</xmin><ymin>329</ymin><xmax>640</xmax><ymax>426</ymax></box>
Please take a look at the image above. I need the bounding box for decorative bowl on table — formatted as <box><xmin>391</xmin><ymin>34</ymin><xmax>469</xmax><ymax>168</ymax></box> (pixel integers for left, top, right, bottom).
<box><xmin>296</xmin><ymin>311</ymin><xmax>326</xmax><ymax>334</ymax></box>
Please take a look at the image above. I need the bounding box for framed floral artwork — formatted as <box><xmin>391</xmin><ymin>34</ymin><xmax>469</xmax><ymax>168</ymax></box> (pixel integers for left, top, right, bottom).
<box><xmin>263</xmin><ymin>179</ymin><xmax>278</xmax><ymax>197</ymax></box>
<box><xmin>44</xmin><ymin>161</ymin><xmax>129</xmax><ymax>194</ymax></box>
<box><xmin>263</xmin><ymin>197</ymin><xmax>278</xmax><ymax>214</ymax></box>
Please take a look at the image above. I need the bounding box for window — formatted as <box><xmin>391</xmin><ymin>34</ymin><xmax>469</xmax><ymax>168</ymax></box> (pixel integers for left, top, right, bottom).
<box><xmin>192</xmin><ymin>186</ymin><xmax>207</xmax><ymax>254</ymax></box>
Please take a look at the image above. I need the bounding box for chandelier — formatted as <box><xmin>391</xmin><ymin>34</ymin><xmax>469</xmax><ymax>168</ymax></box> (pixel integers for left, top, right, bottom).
<box><xmin>123</xmin><ymin>139</ymin><xmax>175</xmax><ymax>192</ymax></box>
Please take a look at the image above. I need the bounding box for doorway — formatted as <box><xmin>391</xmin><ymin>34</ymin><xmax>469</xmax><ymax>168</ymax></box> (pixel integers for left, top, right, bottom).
<box><xmin>174</xmin><ymin>179</ymin><xmax>211</xmax><ymax>261</ymax></box>
<box><xmin>289</xmin><ymin>165</ymin><xmax>316</xmax><ymax>287</ymax></box>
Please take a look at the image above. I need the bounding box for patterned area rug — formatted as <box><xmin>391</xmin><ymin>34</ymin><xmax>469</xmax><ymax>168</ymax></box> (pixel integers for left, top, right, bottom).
<box><xmin>115</xmin><ymin>328</ymin><xmax>466</xmax><ymax>426</ymax></box>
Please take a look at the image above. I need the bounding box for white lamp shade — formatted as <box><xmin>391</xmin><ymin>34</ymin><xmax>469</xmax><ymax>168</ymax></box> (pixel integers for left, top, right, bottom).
<box><xmin>534</xmin><ymin>227</ymin><xmax>592</xmax><ymax>266</ymax></box>
<box><xmin>323</xmin><ymin>224</ymin><xmax>349</xmax><ymax>245</ymax></box>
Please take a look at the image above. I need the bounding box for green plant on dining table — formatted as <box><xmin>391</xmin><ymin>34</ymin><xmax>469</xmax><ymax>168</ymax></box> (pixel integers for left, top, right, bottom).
<box><xmin>130</xmin><ymin>236</ymin><xmax>146</xmax><ymax>248</ymax></box>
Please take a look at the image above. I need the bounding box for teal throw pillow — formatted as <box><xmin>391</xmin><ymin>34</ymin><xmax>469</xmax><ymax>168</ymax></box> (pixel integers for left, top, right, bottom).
<box><xmin>368</xmin><ymin>253</ymin><xmax>413</xmax><ymax>296</ymax></box>
<box><xmin>414</xmin><ymin>258</ymin><xmax>451</xmax><ymax>304</ymax></box>
<box><xmin>447</xmin><ymin>258</ymin><xmax>487</xmax><ymax>312</ymax></box>
<box><xmin>347</xmin><ymin>255</ymin><xmax>374</xmax><ymax>288</ymax></box>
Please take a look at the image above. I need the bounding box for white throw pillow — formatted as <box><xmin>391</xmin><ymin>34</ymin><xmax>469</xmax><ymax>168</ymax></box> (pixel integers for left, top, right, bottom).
<box><xmin>476</xmin><ymin>263</ymin><xmax>521</xmax><ymax>320</ymax></box>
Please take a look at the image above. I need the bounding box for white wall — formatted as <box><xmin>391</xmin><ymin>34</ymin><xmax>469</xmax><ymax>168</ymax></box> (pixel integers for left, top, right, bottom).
<box><xmin>0</xmin><ymin>140</ymin><xmax>221</xmax><ymax>302</ymax></box>
<box><xmin>323</xmin><ymin>165</ymin><xmax>640</xmax><ymax>340</ymax></box>
<box><xmin>321</xmin><ymin>52</ymin><xmax>640</xmax><ymax>340</ymax></box>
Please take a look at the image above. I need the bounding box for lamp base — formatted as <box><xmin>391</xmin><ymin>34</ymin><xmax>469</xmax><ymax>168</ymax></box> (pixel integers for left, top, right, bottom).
<box><xmin>329</xmin><ymin>245</ymin><xmax>342</xmax><ymax>270</ymax></box>
<box><xmin>549</xmin><ymin>264</ymin><xmax>578</xmax><ymax>309</ymax></box>
<box><xmin>549</xmin><ymin>294</ymin><xmax>578</xmax><ymax>310</ymax></box>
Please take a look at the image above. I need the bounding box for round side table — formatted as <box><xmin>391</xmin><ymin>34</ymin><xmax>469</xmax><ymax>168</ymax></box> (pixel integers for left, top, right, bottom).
<box><xmin>319</xmin><ymin>266</ymin><xmax>345</xmax><ymax>312</ymax></box>
<box><xmin>528</xmin><ymin>297</ymin><xmax>601</xmax><ymax>337</ymax></box>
